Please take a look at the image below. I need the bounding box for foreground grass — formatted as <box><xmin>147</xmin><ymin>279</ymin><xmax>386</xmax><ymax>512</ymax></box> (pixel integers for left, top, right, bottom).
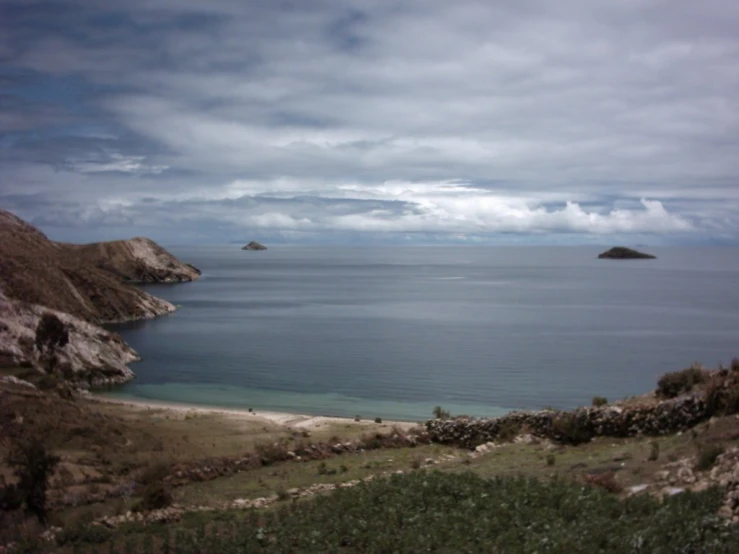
<box><xmin>56</xmin><ymin>471</ymin><xmax>739</xmax><ymax>553</ymax></box>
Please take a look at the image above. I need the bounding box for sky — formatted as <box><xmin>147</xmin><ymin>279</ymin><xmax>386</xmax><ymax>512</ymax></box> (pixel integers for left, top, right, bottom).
<box><xmin>1</xmin><ymin>0</ymin><xmax>738</xmax><ymax>245</ymax></box>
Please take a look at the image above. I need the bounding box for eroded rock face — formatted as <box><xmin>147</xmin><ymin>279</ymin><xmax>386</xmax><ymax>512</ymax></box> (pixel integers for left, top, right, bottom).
<box><xmin>242</xmin><ymin>241</ymin><xmax>267</xmax><ymax>250</ymax></box>
<box><xmin>0</xmin><ymin>290</ymin><xmax>140</xmax><ymax>386</ymax></box>
<box><xmin>67</xmin><ymin>237</ymin><xmax>202</xmax><ymax>284</ymax></box>
<box><xmin>0</xmin><ymin>209</ymin><xmax>195</xmax><ymax>324</ymax></box>
<box><xmin>0</xmin><ymin>208</ymin><xmax>199</xmax><ymax>385</ymax></box>
<box><xmin>598</xmin><ymin>246</ymin><xmax>656</xmax><ymax>259</ymax></box>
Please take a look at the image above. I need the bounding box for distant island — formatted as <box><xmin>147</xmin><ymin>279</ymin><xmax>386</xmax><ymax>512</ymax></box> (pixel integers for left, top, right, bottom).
<box><xmin>242</xmin><ymin>241</ymin><xmax>267</xmax><ymax>251</ymax></box>
<box><xmin>598</xmin><ymin>246</ymin><xmax>656</xmax><ymax>259</ymax></box>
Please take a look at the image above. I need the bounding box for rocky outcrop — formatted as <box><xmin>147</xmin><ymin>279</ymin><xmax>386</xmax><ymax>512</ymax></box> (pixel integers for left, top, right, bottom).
<box><xmin>67</xmin><ymin>237</ymin><xmax>201</xmax><ymax>284</ymax></box>
<box><xmin>0</xmin><ymin>209</ymin><xmax>195</xmax><ymax>324</ymax></box>
<box><xmin>242</xmin><ymin>241</ymin><xmax>267</xmax><ymax>251</ymax></box>
<box><xmin>0</xmin><ymin>290</ymin><xmax>139</xmax><ymax>386</ymax></box>
<box><xmin>712</xmin><ymin>447</ymin><xmax>739</xmax><ymax>522</ymax></box>
<box><xmin>0</xmin><ymin>208</ymin><xmax>199</xmax><ymax>385</ymax></box>
<box><xmin>598</xmin><ymin>246</ymin><xmax>656</xmax><ymax>259</ymax></box>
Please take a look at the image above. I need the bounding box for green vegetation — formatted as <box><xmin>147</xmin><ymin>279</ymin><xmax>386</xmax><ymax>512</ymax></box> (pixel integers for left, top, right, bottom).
<box><xmin>648</xmin><ymin>440</ymin><xmax>660</xmax><ymax>462</ymax></box>
<box><xmin>132</xmin><ymin>483</ymin><xmax>173</xmax><ymax>513</ymax></box>
<box><xmin>4</xmin><ymin>438</ymin><xmax>60</xmax><ymax>524</ymax></box>
<box><xmin>551</xmin><ymin>412</ymin><xmax>591</xmax><ymax>445</ymax></box>
<box><xmin>432</xmin><ymin>405</ymin><xmax>450</xmax><ymax>419</ymax></box>
<box><xmin>656</xmin><ymin>364</ymin><xmax>706</xmax><ymax>398</ymax></box>
<box><xmin>91</xmin><ymin>472</ymin><xmax>738</xmax><ymax>553</ymax></box>
<box><xmin>34</xmin><ymin>312</ymin><xmax>69</xmax><ymax>373</ymax></box>
<box><xmin>696</xmin><ymin>443</ymin><xmax>725</xmax><ymax>472</ymax></box>
<box><xmin>591</xmin><ymin>396</ymin><xmax>608</xmax><ymax>407</ymax></box>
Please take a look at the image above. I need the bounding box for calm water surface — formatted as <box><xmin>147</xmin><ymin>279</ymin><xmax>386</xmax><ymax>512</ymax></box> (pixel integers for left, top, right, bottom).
<box><xmin>105</xmin><ymin>246</ymin><xmax>739</xmax><ymax>421</ymax></box>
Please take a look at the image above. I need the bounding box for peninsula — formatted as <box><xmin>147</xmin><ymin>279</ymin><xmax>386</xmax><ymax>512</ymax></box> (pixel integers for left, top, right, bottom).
<box><xmin>0</xmin><ymin>209</ymin><xmax>200</xmax><ymax>386</ymax></box>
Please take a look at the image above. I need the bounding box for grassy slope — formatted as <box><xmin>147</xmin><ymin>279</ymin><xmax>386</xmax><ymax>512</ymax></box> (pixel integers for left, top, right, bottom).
<box><xmin>3</xmin><ymin>369</ymin><xmax>739</xmax><ymax>552</ymax></box>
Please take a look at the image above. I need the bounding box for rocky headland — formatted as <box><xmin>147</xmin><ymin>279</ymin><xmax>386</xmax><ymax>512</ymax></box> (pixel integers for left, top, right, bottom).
<box><xmin>598</xmin><ymin>246</ymin><xmax>656</xmax><ymax>259</ymax></box>
<box><xmin>0</xmin><ymin>209</ymin><xmax>200</xmax><ymax>386</ymax></box>
<box><xmin>242</xmin><ymin>241</ymin><xmax>267</xmax><ymax>251</ymax></box>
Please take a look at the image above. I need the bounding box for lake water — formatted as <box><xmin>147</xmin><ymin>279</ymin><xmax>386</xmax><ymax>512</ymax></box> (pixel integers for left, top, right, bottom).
<box><xmin>104</xmin><ymin>246</ymin><xmax>739</xmax><ymax>421</ymax></box>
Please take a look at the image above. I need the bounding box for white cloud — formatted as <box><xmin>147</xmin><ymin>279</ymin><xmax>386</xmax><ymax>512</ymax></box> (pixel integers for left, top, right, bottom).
<box><xmin>1</xmin><ymin>0</ymin><xmax>738</xmax><ymax>241</ymax></box>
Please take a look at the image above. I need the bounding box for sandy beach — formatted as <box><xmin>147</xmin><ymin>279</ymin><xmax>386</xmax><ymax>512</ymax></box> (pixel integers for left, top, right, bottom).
<box><xmin>88</xmin><ymin>394</ymin><xmax>417</xmax><ymax>432</ymax></box>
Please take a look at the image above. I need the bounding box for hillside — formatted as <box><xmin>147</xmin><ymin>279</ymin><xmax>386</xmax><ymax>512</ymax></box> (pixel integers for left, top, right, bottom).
<box><xmin>0</xmin><ymin>209</ymin><xmax>199</xmax><ymax>324</ymax></box>
<box><xmin>0</xmin><ymin>208</ymin><xmax>200</xmax><ymax>383</ymax></box>
<box><xmin>2</xmin><ymin>362</ymin><xmax>739</xmax><ymax>552</ymax></box>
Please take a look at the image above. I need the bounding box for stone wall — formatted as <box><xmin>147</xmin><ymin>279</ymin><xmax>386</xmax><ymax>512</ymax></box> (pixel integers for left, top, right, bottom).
<box><xmin>426</xmin><ymin>373</ymin><xmax>739</xmax><ymax>448</ymax></box>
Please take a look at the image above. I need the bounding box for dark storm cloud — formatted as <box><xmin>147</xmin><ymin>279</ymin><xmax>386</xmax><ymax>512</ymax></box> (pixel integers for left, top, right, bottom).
<box><xmin>1</xmin><ymin>0</ymin><xmax>738</xmax><ymax>242</ymax></box>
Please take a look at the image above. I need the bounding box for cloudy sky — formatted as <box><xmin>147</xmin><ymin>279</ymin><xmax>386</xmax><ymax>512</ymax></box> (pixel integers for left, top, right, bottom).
<box><xmin>1</xmin><ymin>0</ymin><xmax>738</xmax><ymax>244</ymax></box>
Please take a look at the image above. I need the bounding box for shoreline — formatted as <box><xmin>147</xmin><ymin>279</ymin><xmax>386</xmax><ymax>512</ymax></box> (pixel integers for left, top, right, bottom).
<box><xmin>88</xmin><ymin>394</ymin><xmax>418</xmax><ymax>431</ymax></box>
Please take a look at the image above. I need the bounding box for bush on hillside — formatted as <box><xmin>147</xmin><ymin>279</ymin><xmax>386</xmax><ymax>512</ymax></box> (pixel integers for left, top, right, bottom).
<box><xmin>4</xmin><ymin>438</ymin><xmax>59</xmax><ymax>525</ymax></box>
<box><xmin>432</xmin><ymin>406</ymin><xmax>450</xmax><ymax>419</ymax></box>
<box><xmin>132</xmin><ymin>482</ymin><xmax>173</xmax><ymax>513</ymax></box>
<box><xmin>591</xmin><ymin>396</ymin><xmax>608</xmax><ymax>407</ymax></box>
<box><xmin>656</xmin><ymin>365</ymin><xmax>706</xmax><ymax>398</ymax></box>
<box><xmin>696</xmin><ymin>443</ymin><xmax>725</xmax><ymax>472</ymax></box>
<box><xmin>551</xmin><ymin>413</ymin><xmax>592</xmax><ymax>445</ymax></box>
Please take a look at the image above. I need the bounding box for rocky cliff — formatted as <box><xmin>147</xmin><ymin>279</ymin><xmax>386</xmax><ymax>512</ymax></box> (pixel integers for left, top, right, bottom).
<box><xmin>0</xmin><ymin>290</ymin><xmax>138</xmax><ymax>386</ymax></box>
<box><xmin>67</xmin><ymin>237</ymin><xmax>201</xmax><ymax>283</ymax></box>
<box><xmin>0</xmin><ymin>209</ymin><xmax>200</xmax><ymax>385</ymax></box>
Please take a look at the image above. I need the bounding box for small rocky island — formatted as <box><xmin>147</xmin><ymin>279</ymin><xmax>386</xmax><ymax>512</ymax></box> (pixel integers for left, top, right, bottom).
<box><xmin>598</xmin><ymin>246</ymin><xmax>656</xmax><ymax>260</ymax></box>
<box><xmin>242</xmin><ymin>241</ymin><xmax>267</xmax><ymax>251</ymax></box>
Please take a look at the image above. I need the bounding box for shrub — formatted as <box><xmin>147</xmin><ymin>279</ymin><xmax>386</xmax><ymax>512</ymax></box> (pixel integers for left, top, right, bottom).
<box><xmin>731</xmin><ymin>358</ymin><xmax>739</xmax><ymax>372</ymax></box>
<box><xmin>34</xmin><ymin>312</ymin><xmax>69</xmax><ymax>373</ymax></box>
<box><xmin>696</xmin><ymin>443</ymin><xmax>725</xmax><ymax>472</ymax></box>
<box><xmin>551</xmin><ymin>413</ymin><xmax>592</xmax><ymax>445</ymax></box>
<box><xmin>354</xmin><ymin>415</ymin><xmax>362</xmax><ymax>422</ymax></box>
<box><xmin>591</xmin><ymin>396</ymin><xmax>608</xmax><ymax>407</ymax></box>
<box><xmin>132</xmin><ymin>482</ymin><xmax>172</xmax><ymax>512</ymax></box>
<box><xmin>5</xmin><ymin>438</ymin><xmax>60</xmax><ymax>525</ymax></box>
<box><xmin>648</xmin><ymin>440</ymin><xmax>660</xmax><ymax>462</ymax></box>
<box><xmin>546</xmin><ymin>453</ymin><xmax>556</xmax><ymax>466</ymax></box>
<box><xmin>55</xmin><ymin>522</ymin><xmax>111</xmax><ymax>546</ymax></box>
<box><xmin>374</xmin><ymin>417</ymin><xmax>382</xmax><ymax>424</ymax></box>
<box><xmin>656</xmin><ymin>366</ymin><xmax>706</xmax><ymax>398</ymax></box>
<box><xmin>432</xmin><ymin>406</ymin><xmax>451</xmax><ymax>420</ymax></box>
<box><xmin>136</xmin><ymin>462</ymin><xmax>171</xmax><ymax>486</ymax></box>
<box><xmin>409</xmin><ymin>456</ymin><xmax>421</xmax><ymax>470</ymax></box>
<box><xmin>584</xmin><ymin>471</ymin><xmax>623</xmax><ymax>494</ymax></box>
<box><xmin>704</xmin><ymin>381</ymin><xmax>739</xmax><ymax>416</ymax></box>
<box><xmin>496</xmin><ymin>420</ymin><xmax>521</xmax><ymax>442</ymax></box>
<box><xmin>721</xmin><ymin>386</ymin><xmax>739</xmax><ymax>415</ymax></box>
<box><xmin>255</xmin><ymin>441</ymin><xmax>291</xmax><ymax>465</ymax></box>
<box><xmin>276</xmin><ymin>487</ymin><xmax>290</xmax><ymax>502</ymax></box>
